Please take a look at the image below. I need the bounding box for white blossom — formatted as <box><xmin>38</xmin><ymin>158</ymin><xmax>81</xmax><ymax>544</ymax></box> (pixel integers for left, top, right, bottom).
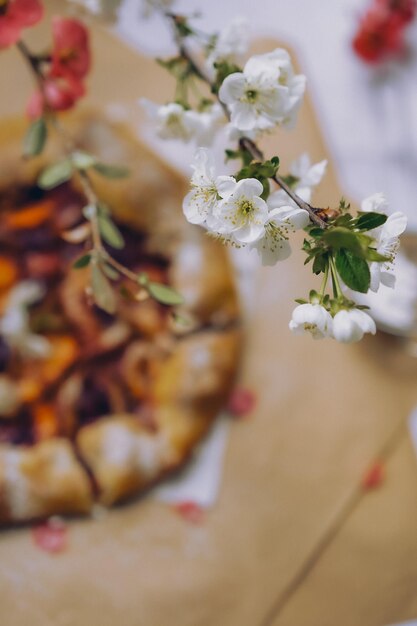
<box><xmin>289</xmin><ymin>304</ymin><xmax>333</xmax><ymax>340</ymax></box>
<box><xmin>332</xmin><ymin>309</ymin><xmax>376</xmax><ymax>343</ymax></box>
<box><xmin>187</xmin><ymin>103</ymin><xmax>225</xmax><ymax>146</ymax></box>
<box><xmin>140</xmin><ymin>100</ymin><xmax>196</xmax><ymax>142</ymax></box>
<box><xmin>287</xmin><ymin>153</ymin><xmax>327</xmax><ymax>202</ymax></box>
<box><xmin>369</xmin><ymin>211</ymin><xmax>407</xmax><ymax>292</ymax></box>
<box><xmin>219</xmin><ymin>48</ymin><xmax>305</xmax><ymax>133</ymax></box>
<box><xmin>226</xmin><ymin>123</ymin><xmax>261</xmax><ymax>142</ymax></box>
<box><xmin>361</xmin><ymin>192</ymin><xmax>389</xmax><ymax>214</ymax></box>
<box><xmin>214</xmin><ymin>178</ymin><xmax>269</xmax><ymax>244</ymax></box>
<box><xmin>0</xmin><ymin>281</ymin><xmax>51</xmax><ymax>360</ymax></box>
<box><xmin>140</xmin><ymin>100</ymin><xmax>224</xmax><ymax>146</ymax></box>
<box><xmin>360</xmin><ymin>193</ymin><xmax>407</xmax><ymax>292</ymax></box>
<box><xmin>206</xmin><ymin>17</ymin><xmax>249</xmax><ymax>70</ymax></box>
<box><xmin>182</xmin><ymin>148</ymin><xmax>234</xmax><ymax>226</ymax></box>
<box><xmin>251</xmin><ymin>204</ymin><xmax>309</xmax><ymax>266</ymax></box>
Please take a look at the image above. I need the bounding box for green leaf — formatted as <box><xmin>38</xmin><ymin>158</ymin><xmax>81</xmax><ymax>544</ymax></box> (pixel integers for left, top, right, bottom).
<box><xmin>38</xmin><ymin>159</ymin><xmax>73</xmax><ymax>190</ymax></box>
<box><xmin>281</xmin><ymin>174</ymin><xmax>299</xmax><ymax>188</ymax></box>
<box><xmin>338</xmin><ymin>197</ymin><xmax>351</xmax><ymax>212</ymax></box>
<box><xmin>91</xmin><ymin>263</ymin><xmax>117</xmax><ymax>314</ymax></box>
<box><xmin>323</xmin><ymin>227</ymin><xmax>361</xmax><ymax>251</ymax></box>
<box><xmin>101</xmin><ymin>262</ymin><xmax>120</xmax><ymax>280</ymax></box>
<box><xmin>171</xmin><ymin>312</ymin><xmax>191</xmax><ymax>327</ymax></box>
<box><xmin>236</xmin><ymin>158</ymin><xmax>279</xmax><ymax>182</ymax></box>
<box><xmin>212</xmin><ymin>61</ymin><xmax>242</xmax><ymax>93</ymax></box>
<box><xmin>334</xmin><ymin>213</ymin><xmax>354</xmax><ymax>227</ymax></box>
<box><xmin>225</xmin><ymin>148</ymin><xmax>253</xmax><ymax>167</ymax></box>
<box><xmin>355</xmin><ymin>212</ymin><xmax>388</xmax><ymax>231</ymax></box>
<box><xmin>323</xmin><ymin>227</ymin><xmax>372</xmax><ymax>257</ymax></box>
<box><xmin>73</xmin><ymin>253</ymin><xmax>91</xmax><ymax>269</ymax></box>
<box><xmin>312</xmin><ymin>253</ymin><xmax>327</xmax><ymax>275</ymax></box>
<box><xmin>93</xmin><ymin>163</ymin><xmax>130</xmax><ymax>179</ymax></box>
<box><xmin>173</xmin><ymin>16</ymin><xmax>194</xmax><ymax>37</ymax></box>
<box><xmin>156</xmin><ymin>56</ymin><xmax>193</xmax><ymax>81</ymax></box>
<box><xmin>137</xmin><ymin>272</ymin><xmax>149</xmax><ymax>287</ymax></box>
<box><xmin>97</xmin><ymin>201</ymin><xmax>111</xmax><ymax>216</ymax></box>
<box><xmin>23</xmin><ymin>117</ymin><xmax>47</xmax><ymax>157</ymax></box>
<box><xmin>335</xmin><ymin>249</ymin><xmax>370</xmax><ymax>293</ymax></box>
<box><xmin>148</xmin><ymin>282</ymin><xmax>185</xmax><ymax>306</ymax></box>
<box><xmin>72</xmin><ymin>150</ymin><xmax>97</xmax><ymax>170</ymax></box>
<box><xmin>308</xmin><ymin>227</ymin><xmax>325</xmax><ymax>239</ymax></box>
<box><xmin>98</xmin><ymin>215</ymin><xmax>125</xmax><ymax>250</ymax></box>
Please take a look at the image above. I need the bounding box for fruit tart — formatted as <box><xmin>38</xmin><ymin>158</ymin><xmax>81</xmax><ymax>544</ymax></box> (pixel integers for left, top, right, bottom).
<box><xmin>0</xmin><ymin>111</ymin><xmax>241</xmax><ymax>523</ymax></box>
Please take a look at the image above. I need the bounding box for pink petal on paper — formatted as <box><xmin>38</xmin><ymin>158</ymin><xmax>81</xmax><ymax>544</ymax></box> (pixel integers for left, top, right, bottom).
<box><xmin>32</xmin><ymin>518</ymin><xmax>68</xmax><ymax>554</ymax></box>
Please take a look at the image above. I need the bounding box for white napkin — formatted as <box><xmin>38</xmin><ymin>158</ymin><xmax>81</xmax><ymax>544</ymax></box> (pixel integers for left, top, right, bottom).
<box><xmin>154</xmin><ymin>415</ymin><xmax>230</xmax><ymax>507</ymax></box>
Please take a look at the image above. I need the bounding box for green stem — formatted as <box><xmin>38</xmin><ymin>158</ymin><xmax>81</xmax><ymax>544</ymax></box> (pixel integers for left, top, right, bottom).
<box><xmin>319</xmin><ymin>260</ymin><xmax>329</xmax><ymax>301</ymax></box>
<box><xmin>329</xmin><ymin>255</ymin><xmax>343</xmax><ymax>299</ymax></box>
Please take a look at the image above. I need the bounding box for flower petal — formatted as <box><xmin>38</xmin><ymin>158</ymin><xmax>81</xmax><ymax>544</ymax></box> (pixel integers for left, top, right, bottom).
<box><xmin>383</xmin><ymin>212</ymin><xmax>407</xmax><ymax>238</ymax></box>
<box><xmin>218</xmin><ymin>73</ymin><xmax>246</xmax><ymax>104</ymax></box>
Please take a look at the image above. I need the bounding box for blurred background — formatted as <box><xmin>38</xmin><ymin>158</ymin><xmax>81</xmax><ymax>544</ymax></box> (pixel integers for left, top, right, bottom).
<box><xmin>1</xmin><ymin>2</ymin><xmax>417</xmax><ymax>626</ymax></box>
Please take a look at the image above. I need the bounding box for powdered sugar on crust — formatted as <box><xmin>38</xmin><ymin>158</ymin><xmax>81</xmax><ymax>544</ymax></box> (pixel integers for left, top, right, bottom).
<box><xmin>3</xmin><ymin>449</ymin><xmax>33</xmax><ymax>520</ymax></box>
<box><xmin>1</xmin><ymin>441</ymin><xmax>91</xmax><ymax>521</ymax></box>
<box><xmin>102</xmin><ymin>423</ymin><xmax>172</xmax><ymax>478</ymax></box>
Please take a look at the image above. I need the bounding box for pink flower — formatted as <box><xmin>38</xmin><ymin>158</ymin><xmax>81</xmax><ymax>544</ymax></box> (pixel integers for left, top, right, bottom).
<box><xmin>26</xmin><ymin>17</ymin><xmax>90</xmax><ymax>119</ymax></box>
<box><xmin>361</xmin><ymin>461</ymin><xmax>385</xmax><ymax>490</ymax></box>
<box><xmin>50</xmin><ymin>17</ymin><xmax>90</xmax><ymax>81</ymax></box>
<box><xmin>0</xmin><ymin>0</ymin><xmax>43</xmax><ymax>49</ymax></box>
<box><xmin>26</xmin><ymin>75</ymin><xmax>85</xmax><ymax>119</ymax></box>
<box><xmin>227</xmin><ymin>387</ymin><xmax>256</xmax><ymax>418</ymax></box>
<box><xmin>173</xmin><ymin>501</ymin><xmax>205</xmax><ymax>524</ymax></box>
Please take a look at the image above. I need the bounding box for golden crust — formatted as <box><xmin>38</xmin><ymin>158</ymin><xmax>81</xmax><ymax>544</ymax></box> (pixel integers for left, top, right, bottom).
<box><xmin>0</xmin><ymin>439</ymin><xmax>92</xmax><ymax>523</ymax></box>
<box><xmin>76</xmin><ymin>415</ymin><xmax>176</xmax><ymax>506</ymax></box>
<box><xmin>77</xmin><ymin>328</ymin><xmax>241</xmax><ymax>505</ymax></box>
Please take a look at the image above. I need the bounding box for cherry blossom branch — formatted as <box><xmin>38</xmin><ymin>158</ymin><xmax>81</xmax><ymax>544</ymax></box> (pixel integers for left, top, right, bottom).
<box><xmin>166</xmin><ymin>13</ymin><xmax>328</xmax><ymax>229</ymax></box>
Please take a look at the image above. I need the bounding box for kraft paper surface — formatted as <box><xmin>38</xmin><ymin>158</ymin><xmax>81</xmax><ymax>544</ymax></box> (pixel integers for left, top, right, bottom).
<box><xmin>0</xmin><ymin>2</ymin><xmax>417</xmax><ymax>625</ymax></box>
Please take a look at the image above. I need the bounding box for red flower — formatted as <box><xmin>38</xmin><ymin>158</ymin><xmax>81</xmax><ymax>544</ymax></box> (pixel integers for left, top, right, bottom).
<box><xmin>26</xmin><ymin>75</ymin><xmax>85</xmax><ymax>119</ymax></box>
<box><xmin>0</xmin><ymin>0</ymin><xmax>43</xmax><ymax>49</ymax></box>
<box><xmin>376</xmin><ymin>0</ymin><xmax>416</xmax><ymax>25</ymax></box>
<box><xmin>353</xmin><ymin>7</ymin><xmax>405</xmax><ymax>62</ymax></box>
<box><xmin>26</xmin><ymin>17</ymin><xmax>90</xmax><ymax>119</ymax></box>
<box><xmin>50</xmin><ymin>17</ymin><xmax>90</xmax><ymax>81</ymax></box>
